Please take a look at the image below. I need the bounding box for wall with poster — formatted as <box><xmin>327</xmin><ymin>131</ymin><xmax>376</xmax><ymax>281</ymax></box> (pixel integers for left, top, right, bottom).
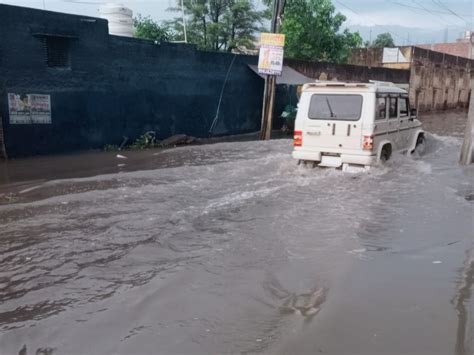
<box><xmin>0</xmin><ymin>4</ymin><xmax>263</xmax><ymax>157</ymax></box>
<box><xmin>8</xmin><ymin>93</ymin><xmax>51</xmax><ymax>124</ymax></box>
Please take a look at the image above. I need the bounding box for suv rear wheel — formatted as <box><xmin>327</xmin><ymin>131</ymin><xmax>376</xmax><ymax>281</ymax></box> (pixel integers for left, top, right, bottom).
<box><xmin>380</xmin><ymin>145</ymin><xmax>392</xmax><ymax>163</ymax></box>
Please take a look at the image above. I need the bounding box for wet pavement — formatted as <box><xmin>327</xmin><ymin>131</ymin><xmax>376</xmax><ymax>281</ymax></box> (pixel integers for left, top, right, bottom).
<box><xmin>0</xmin><ymin>111</ymin><xmax>472</xmax><ymax>355</ymax></box>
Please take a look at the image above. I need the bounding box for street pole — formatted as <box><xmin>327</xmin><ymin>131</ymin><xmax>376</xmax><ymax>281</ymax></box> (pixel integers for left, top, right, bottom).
<box><xmin>260</xmin><ymin>0</ymin><xmax>285</xmax><ymax>140</ymax></box>
<box><xmin>460</xmin><ymin>32</ymin><xmax>473</xmax><ymax>165</ymax></box>
<box><xmin>181</xmin><ymin>0</ymin><xmax>187</xmax><ymax>43</ymax></box>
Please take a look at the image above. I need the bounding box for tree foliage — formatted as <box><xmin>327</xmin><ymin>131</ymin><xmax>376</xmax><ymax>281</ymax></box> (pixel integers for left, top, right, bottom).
<box><xmin>281</xmin><ymin>0</ymin><xmax>362</xmax><ymax>63</ymax></box>
<box><xmin>167</xmin><ymin>0</ymin><xmax>266</xmax><ymax>52</ymax></box>
<box><xmin>137</xmin><ymin>0</ymin><xmax>361</xmax><ymax>62</ymax></box>
<box><xmin>134</xmin><ymin>14</ymin><xmax>170</xmax><ymax>42</ymax></box>
<box><xmin>370</xmin><ymin>32</ymin><xmax>395</xmax><ymax>48</ymax></box>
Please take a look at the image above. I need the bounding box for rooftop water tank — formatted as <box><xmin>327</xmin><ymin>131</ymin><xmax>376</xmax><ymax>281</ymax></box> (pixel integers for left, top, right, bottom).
<box><xmin>99</xmin><ymin>3</ymin><xmax>134</xmax><ymax>37</ymax></box>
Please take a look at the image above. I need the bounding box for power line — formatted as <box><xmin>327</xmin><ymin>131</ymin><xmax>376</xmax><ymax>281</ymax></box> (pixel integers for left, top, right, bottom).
<box><xmin>334</xmin><ymin>0</ymin><xmax>406</xmax><ymax>42</ymax></box>
<box><xmin>387</xmin><ymin>0</ymin><xmax>460</xmax><ymax>27</ymax></box>
<box><xmin>388</xmin><ymin>1</ymin><xmax>442</xmax><ymax>14</ymax></box>
<box><xmin>431</xmin><ymin>0</ymin><xmax>467</xmax><ymax>23</ymax></box>
<box><xmin>412</xmin><ymin>0</ymin><xmax>459</xmax><ymax>27</ymax></box>
<box><xmin>388</xmin><ymin>0</ymin><xmax>471</xmax><ymax>18</ymax></box>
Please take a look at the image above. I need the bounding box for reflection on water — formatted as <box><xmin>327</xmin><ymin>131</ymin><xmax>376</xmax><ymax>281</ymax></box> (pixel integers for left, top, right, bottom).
<box><xmin>453</xmin><ymin>249</ymin><xmax>474</xmax><ymax>355</ymax></box>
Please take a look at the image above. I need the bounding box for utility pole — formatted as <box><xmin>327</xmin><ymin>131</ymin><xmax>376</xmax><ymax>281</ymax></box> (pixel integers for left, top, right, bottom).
<box><xmin>260</xmin><ymin>0</ymin><xmax>285</xmax><ymax>140</ymax></box>
<box><xmin>460</xmin><ymin>32</ymin><xmax>473</xmax><ymax>165</ymax></box>
<box><xmin>180</xmin><ymin>0</ymin><xmax>187</xmax><ymax>43</ymax></box>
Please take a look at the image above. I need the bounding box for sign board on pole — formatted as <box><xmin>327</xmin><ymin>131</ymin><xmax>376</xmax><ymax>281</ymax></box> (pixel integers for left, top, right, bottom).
<box><xmin>258</xmin><ymin>33</ymin><xmax>285</xmax><ymax>76</ymax></box>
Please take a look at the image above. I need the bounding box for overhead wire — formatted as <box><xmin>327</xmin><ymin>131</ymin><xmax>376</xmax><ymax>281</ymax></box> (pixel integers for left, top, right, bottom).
<box><xmin>387</xmin><ymin>0</ymin><xmax>463</xmax><ymax>27</ymax></box>
<box><xmin>431</xmin><ymin>0</ymin><xmax>468</xmax><ymax>23</ymax></box>
<box><xmin>333</xmin><ymin>0</ymin><xmax>407</xmax><ymax>42</ymax></box>
<box><xmin>412</xmin><ymin>0</ymin><xmax>459</xmax><ymax>27</ymax></box>
<box><xmin>388</xmin><ymin>1</ymin><xmax>454</xmax><ymax>15</ymax></box>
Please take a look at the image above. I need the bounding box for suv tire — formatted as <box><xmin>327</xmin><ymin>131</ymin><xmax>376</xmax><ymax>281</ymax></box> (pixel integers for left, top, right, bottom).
<box><xmin>380</xmin><ymin>145</ymin><xmax>392</xmax><ymax>163</ymax></box>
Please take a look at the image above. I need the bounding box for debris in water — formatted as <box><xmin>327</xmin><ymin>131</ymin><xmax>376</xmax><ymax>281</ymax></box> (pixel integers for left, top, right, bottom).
<box><xmin>279</xmin><ymin>287</ymin><xmax>327</xmax><ymax>318</ymax></box>
<box><xmin>161</xmin><ymin>134</ymin><xmax>196</xmax><ymax>147</ymax></box>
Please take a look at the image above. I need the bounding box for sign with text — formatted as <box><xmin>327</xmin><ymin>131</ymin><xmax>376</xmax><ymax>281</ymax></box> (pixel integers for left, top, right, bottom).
<box><xmin>8</xmin><ymin>93</ymin><xmax>51</xmax><ymax>124</ymax></box>
<box><xmin>258</xmin><ymin>33</ymin><xmax>285</xmax><ymax>76</ymax></box>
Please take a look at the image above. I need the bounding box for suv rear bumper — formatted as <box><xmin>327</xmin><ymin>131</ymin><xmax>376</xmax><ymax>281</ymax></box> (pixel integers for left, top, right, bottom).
<box><xmin>292</xmin><ymin>149</ymin><xmax>377</xmax><ymax>166</ymax></box>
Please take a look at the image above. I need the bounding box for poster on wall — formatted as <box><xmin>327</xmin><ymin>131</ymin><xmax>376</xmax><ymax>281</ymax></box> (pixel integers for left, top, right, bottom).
<box><xmin>258</xmin><ymin>33</ymin><xmax>285</xmax><ymax>76</ymax></box>
<box><xmin>8</xmin><ymin>93</ymin><xmax>51</xmax><ymax>124</ymax></box>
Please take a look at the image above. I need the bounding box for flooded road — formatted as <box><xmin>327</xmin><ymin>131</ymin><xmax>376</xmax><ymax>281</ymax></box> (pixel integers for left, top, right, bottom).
<box><xmin>0</xmin><ymin>111</ymin><xmax>472</xmax><ymax>354</ymax></box>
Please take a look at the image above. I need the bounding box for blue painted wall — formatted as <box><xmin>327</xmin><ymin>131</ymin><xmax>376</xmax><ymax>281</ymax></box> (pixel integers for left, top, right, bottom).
<box><xmin>0</xmin><ymin>4</ymin><xmax>264</xmax><ymax>157</ymax></box>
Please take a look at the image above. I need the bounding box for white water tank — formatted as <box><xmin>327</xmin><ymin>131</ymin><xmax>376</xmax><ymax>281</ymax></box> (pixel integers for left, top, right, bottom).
<box><xmin>99</xmin><ymin>3</ymin><xmax>134</xmax><ymax>37</ymax></box>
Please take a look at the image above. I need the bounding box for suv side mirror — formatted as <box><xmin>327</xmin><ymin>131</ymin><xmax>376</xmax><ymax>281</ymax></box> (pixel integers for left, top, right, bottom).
<box><xmin>410</xmin><ymin>108</ymin><xmax>417</xmax><ymax>117</ymax></box>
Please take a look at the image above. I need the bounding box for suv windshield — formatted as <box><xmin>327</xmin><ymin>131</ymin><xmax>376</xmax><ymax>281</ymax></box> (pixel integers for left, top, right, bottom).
<box><xmin>308</xmin><ymin>94</ymin><xmax>362</xmax><ymax>121</ymax></box>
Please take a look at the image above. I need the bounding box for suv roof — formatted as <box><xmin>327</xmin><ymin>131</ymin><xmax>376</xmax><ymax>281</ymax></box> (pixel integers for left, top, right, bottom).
<box><xmin>302</xmin><ymin>81</ymin><xmax>408</xmax><ymax>94</ymax></box>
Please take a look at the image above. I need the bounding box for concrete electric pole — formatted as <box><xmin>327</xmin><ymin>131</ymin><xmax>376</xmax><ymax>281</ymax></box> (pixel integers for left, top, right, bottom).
<box><xmin>260</xmin><ymin>0</ymin><xmax>286</xmax><ymax>140</ymax></box>
<box><xmin>459</xmin><ymin>32</ymin><xmax>473</xmax><ymax>165</ymax></box>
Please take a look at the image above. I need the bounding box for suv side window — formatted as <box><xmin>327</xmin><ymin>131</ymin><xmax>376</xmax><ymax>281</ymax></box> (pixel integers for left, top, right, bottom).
<box><xmin>375</xmin><ymin>97</ymin><xmax>386</xmax><ymax>120</ymax></box>
<box><xmin>399</xmin><ymin>97</ymin><xmax>409</xmax><ymax>117</ymax></box>
<box><xmin>389</xmin><ymin>97</ymin><xmax>397</xmax><ymax>118</ymax></box>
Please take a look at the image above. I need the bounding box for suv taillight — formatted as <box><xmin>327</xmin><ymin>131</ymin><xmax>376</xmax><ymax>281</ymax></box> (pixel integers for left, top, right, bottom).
<box><xmin>294</xmin><ymin>130</ymin><xmax>302</xmax><ymax>147</ymax></box>
<box><xmin>363</xmin><ymin>135</ymin><xmax>374</xmax><ymax>150</ymax></box>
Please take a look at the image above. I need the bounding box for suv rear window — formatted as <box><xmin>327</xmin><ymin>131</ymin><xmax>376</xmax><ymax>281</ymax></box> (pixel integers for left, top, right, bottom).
<box><xmin>308</xmin><ymin>94</ymin><xmax>362</xmax><ymax>121</ymax></box>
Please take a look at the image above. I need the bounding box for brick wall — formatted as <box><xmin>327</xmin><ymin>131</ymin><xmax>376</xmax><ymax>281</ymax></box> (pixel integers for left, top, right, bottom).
<box><xmin>417</xmin><ymin>42</ymin><xmax>470</xmax><ymax>59</ymax></box>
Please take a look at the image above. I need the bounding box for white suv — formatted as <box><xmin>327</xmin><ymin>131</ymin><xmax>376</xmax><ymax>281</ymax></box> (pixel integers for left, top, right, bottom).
<box><xmin>292</xmin><ymin>81</ymin><xmax>424</xmax><ymax>169</ymax></box>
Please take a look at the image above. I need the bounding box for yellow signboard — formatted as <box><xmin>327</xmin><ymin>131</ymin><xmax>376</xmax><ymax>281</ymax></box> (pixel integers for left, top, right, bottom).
<box><xmin>259</xmin><ymin>33</ymin><xmax>285</xmax><ymax>47</ymax></box>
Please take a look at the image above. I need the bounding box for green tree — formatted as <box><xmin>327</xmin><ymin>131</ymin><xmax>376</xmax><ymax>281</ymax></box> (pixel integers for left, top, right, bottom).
<box><xmin>134</xmin><ymin>14</ymin><xmax>170</xmax><ymax>42</ymax></box>
<box><xmin>370</xmin><ymin>32</ymin><xmax>395</xmax><ymax>48</ymax></box>
<box><xmin>167</xmin><ymin>0</ymin><xmax>266</xmax><ymax>52</ymax></box>
<box><xmin>281</xmin><ymin>0</ymin><xmax>362</xmax><ymax>63</ymax></box>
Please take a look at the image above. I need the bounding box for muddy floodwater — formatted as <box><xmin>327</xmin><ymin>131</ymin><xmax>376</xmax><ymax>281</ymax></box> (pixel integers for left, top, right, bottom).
<box><xmin>0</xmin><ymin>111</ymin><xmax>472</xmax><ymax>355</ymax></box>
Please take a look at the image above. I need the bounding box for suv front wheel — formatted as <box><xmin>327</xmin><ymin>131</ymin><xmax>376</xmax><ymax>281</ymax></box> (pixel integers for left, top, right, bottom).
<box><xmin>412</xmin><ymin>134</ymin><xmax>425</xmax><ymax>154</ymax></box>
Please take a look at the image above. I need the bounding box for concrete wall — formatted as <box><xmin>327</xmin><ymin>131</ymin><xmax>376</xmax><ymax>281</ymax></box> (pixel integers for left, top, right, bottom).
<box><xmin>285</xmin><ymin>58</ymin><xmax>411</xmax><ymax>84</ymax></box>
<box><xmin>349</xmin><ymin>48</ymin><xmax>385</xmax><ymax>68</ymax></box>
<box><xmin>410</xmin><ymin>46</ymin><xmax>471</xmax><ymax>111</ymax></box>
<box><xmin>348</xmin><ymin>46</ymin><xmax>472</xmax><ymax>112</ymax></box>
<box><xmin>0</xmin><ymin>4</ymin><xmax>263</xmax><ymax>157</ymax></box>
<box><xmin>348</xmin><ymin>46</ymin><xmax>413</xmax><ymax>68</ymax></box>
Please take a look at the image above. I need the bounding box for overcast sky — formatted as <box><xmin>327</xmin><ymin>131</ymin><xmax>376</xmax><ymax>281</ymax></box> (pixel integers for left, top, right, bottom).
<box><xmin>0</xmin><ymin>0</ymin><xmax>472</xmax><ymax>43</ymax></box>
